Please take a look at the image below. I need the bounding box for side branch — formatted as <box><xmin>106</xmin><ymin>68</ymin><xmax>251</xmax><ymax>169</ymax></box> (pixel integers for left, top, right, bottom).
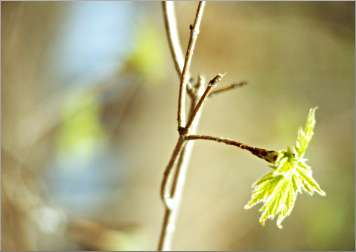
<box><xmin>183</xmin><ymin>73</ymin><xmax>224</xmax><ymax>132</ymax></box>
<box><xmin>177</xmin><ymin>1</ymin><xmax>206</xmax><ymax>129</ymax></box>
<box><xmin>185</xmin><ymin>134</ymin><xmax>279</xmax><ymax>163</ymax></box>
<box><xmin>209</xmin><ymin>81</ymin><xmax>247</xmax><ymax>97</ymax></box>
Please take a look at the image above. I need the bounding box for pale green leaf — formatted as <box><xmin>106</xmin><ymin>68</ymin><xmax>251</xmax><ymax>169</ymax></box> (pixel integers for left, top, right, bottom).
<box><xmin>294</xmin><ymin>107</ymin><xmax>317</xmax><ymax>157</ymax></box>
<box><xmin>244</xmin><ymin>107</ymin><xmax>325</xmax><ymax>228</ymax></box>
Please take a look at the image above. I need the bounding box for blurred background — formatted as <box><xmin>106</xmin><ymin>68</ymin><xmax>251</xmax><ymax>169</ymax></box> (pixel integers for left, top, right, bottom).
<box><xmin>1</xmin><ymin>1</ymin><xmax>354</xmax><ymax>250</ymax></box>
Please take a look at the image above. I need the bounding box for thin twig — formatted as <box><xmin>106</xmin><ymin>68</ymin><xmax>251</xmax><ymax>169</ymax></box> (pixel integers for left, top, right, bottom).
<box><xmin>160</xmin><ymin>76</ymin><xmax>206</xmax><ymax>207</ymax></box>
<box><xmin>158</xmin><ymin>77</ymin><xmax>206</xmax><ymax>251</ymax></box>
<box><xmin>184</xmin><ymin>74</ymin><xmax>224</xmax><ymax>131</ymax></box>
<box><xmin>159</xmin><ymin>2</ymin><xmax>207</xmax><ymax>250</ymax></box>
<box><xmin>160</xmin><ymin>136</ymin><xmax>186</xmax><ymax>205</ymax></box>
<box><xmin>162</xmin><ymin>1</ymin><xmax>185</xmax><ymax>76</ymax></box>
<box><xmin>162</xmin><ymin>1</ymin><xmax>196</xmax><ymax>102</ymax></box>
<box><xmin>160</xmin><ymin>2</ymin><xmax>263</xmax><ymax>251</ymax></box>
<box><xmin>177</xmin><ymin>1</ymin><xmax>206</xmax><ymax>130</ymax></box>
<box><xmin>172</xmin><ymin>77</ymin><xmax>204</xmax><ymax>200</ymax></box>
<box><xmin>209</xmin><ymin>81</ymin><xmax>248</xmax><ymax>97</ymax></box>
<box><xmin>185</xmin><ymin>134</ymin><xmax>279</xmax><ymax>163</ymax></box>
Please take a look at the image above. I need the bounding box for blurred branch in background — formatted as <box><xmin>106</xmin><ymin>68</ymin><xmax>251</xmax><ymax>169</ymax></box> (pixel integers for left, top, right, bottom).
<box><xmin>2</xmin><ymin>2</ymin><xmax>163</xmax><ymax>250</ymax></box>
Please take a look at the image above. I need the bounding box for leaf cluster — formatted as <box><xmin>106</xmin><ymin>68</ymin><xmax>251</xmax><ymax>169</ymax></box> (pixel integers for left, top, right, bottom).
<box><xmin>244</xmin><ymin>108</ymin><xmax>326</xmax><ymax>228</ymax></box>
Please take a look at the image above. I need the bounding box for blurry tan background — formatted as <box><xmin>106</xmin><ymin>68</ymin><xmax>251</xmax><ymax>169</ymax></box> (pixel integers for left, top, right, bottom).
<box><xmin>2</xmin><ymin>1</ymin><xmax>354</xmax><ymax>251</ymax></box>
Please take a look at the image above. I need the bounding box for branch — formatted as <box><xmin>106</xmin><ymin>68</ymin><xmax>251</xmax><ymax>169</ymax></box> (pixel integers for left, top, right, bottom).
<box><xmin>185</xmin><ymin>134</ymin><xmax>279</xmax><ymax>163</ymax></box>
<box><xmin>158</xmin><ymin>76</ymin><xmax>206</xmax><ymax>251</ymax></box>
<box><xmin>169</xmin><ymin>76</ymin><xmax>205</xmax><ymax>199</ymax></box>
<box><xmin>160</xmin><ymin>136</ymin><xmax>185</xmax><ymax>205</ymax></box>
<box><xmin>162</xmin><ymin>2</ymin><xmax>197</xmax><ymax>102</ymax></box>
<box><xmin>183</xmin><ymin>73</ymin><xmax>224</xmax><ymax>132</ymax></box>
<box><xmin>209</xmin><ymin>81</ymin><xmax>247</xmax><ymax>97</ymax></box>
<box><xmin>162</xmin><ymin>1</ymin><xmax>185</xmax><ymax>76</ymax></box>
<box><xmin>159</xmin><ymin>2</ymin><xmax>206</xmax><ymax>250</ymax></box>
<box><xmin>160</xmin><ymin>75</ymin><xmax>206</xmax><ymax>207</ymax></box>
<box><xmin>177</xmin><ymin>1</ymin><xmax>206</xmax><ymax>130</ymax></box>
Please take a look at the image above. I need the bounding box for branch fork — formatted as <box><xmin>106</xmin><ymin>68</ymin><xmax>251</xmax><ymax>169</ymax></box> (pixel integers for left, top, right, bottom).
<box><xmin>158</xmin><ymin>2</ymin><xmax>251</xmax><ymax>250</ymax></box>
<box><xmin>161</xmin><ymin>73</ymin><xmax>224</xmax><ymax>207</ymax></box>
<box><xmin>158</xmin><ymin>2</ymin><xmax>324</xmax><ymax>249</ymax></box>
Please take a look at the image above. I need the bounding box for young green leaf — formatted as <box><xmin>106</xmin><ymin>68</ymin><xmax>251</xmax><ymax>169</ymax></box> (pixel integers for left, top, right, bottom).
<box><xmin>244</xmin><ymin>107</ymin><xmax>326</xmax><ymax>228</ymax></box>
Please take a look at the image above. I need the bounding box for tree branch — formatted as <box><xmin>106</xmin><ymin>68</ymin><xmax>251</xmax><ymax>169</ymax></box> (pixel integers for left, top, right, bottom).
<box><xmin>183</xmin><ymin>73</ymin><xmax>224</xmax><ymax>132</ymax></box>
<box><xmin>169</xmin><ymin>76</ymin><xmax>205</xmax><ymax>199</ymax></box>
<box><xmin>159</xmin><ymin>2</ymin><xmax>207</xmax><ymax>250</ymax></box>
<box><xmin>160</xmin><ymin>76</ymin><xmax>208</xmax><ymax>206</ymax></box>
<box><xmin>162</xmin><ymin>1</ymin><xmax>185</xmax><ymax>76</ymax></box>
<box><xmin>185</xmin><ymin>134</ymin><xmax>279</xmax><ymax>163</ymax></box>
<box><xmin>158</xmin><ymin>76</ymin><xmax>206</xmax><ymax>251</ymax></box>
<box><xmin>177</xmin><ymin>1</ymin><xmax>206</xmax><ymax>130</ymax></box>
<box><xmin>160</xmin><ymin>136</ymin><xmax>186</xmax><ymax>205</ymax></box>
<box><xmin>209</xmin><ymin>81</ymin><xmax>247</xmax><ymax>97</ymax></box>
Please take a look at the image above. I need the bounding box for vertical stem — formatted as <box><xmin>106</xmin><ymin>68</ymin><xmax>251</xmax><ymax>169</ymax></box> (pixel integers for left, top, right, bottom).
<box><xmin>158</xmin><ymin>77</ymin><xmax>206</xmax><ymax>251</ymax></box>
<box><xmin>160</xmin><ymin>136</ymin><xmax>185</xmax><ymax>203</ymax></box>
<box><xmin>177</xmin><ymin>1</ymin><xmax>206</xmax><ymax>129</ymax></box>
<box><xmin>159</xmin><ymin>2</ymin><xmax>206</xmax><ymax>250</ymax></box>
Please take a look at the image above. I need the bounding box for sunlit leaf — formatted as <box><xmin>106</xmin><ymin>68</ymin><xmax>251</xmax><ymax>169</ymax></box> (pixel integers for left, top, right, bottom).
<box><xmin>244</xmin><ymin>107</ymin><xmax>326</xmax><ymax>228</ymax></box>
<box><xmin>295</xmin><ymin>107</ymin><xmax>317</xmax><ymax>157</ymax></box>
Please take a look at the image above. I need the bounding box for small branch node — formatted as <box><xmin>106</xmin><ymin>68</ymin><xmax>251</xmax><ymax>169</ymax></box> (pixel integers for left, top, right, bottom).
<box><xmin>195</xmin><ymin>75</ymin><xmax>205</xmax><ymax>89</ymax></box>
<box><xmin>186</xmin><ymin>83</ymin><xmax>195</xmax><ymax>99</ymax></box>
<box><xmin>208</xmin><ymin>73</ymin><xmax>225</xmax><ymax>87</ymax></box>
<box><xmin>178</xmin><ymin>126</ymin><xmax>188</xmax><ymax>136</ymax></box>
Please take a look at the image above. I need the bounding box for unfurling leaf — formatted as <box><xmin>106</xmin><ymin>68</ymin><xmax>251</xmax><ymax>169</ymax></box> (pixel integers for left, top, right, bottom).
<box><xmin>244</xmin><ymin>107</ymin><xmax>325</xmax><ymax>228</ymax></box>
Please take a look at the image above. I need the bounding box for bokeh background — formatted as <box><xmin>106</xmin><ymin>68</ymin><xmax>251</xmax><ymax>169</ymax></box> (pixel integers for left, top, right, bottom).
<box><xmin>2</xmin><ymin>1</ymin><xmax>354</xmax><ymax>251</ymax></box>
